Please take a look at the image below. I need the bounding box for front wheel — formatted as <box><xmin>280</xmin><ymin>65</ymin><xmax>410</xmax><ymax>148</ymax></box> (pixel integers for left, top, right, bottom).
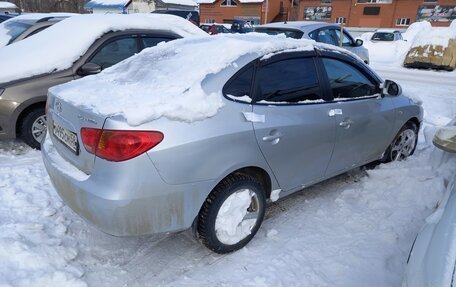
<box><xmin>381</xmin><ymin>122</ymin><xmax>418</xmax><ymax>162</ymax></box>
<box><xmin>197</xmin><ymin>174</ymin><xmax>266</xmax><ymax>254</ymax></box>
<box><xmin>19</xmin><ymin>107</ymin><xmax>47</xmax><ymax>150</ymax></box>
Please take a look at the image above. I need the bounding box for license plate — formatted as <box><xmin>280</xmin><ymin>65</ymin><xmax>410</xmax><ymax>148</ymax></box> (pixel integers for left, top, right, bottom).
<box><xmin>53</xmin><ymin>122</ymin><xmax>79</xmax><ymax>154</ymax></box>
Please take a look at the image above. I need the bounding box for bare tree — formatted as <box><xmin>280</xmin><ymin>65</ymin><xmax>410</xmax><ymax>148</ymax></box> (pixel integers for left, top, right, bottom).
<box><xmin>9</xmin><ymin>0</ymin><xmax>87</xmax><ymax>13</ymax></box>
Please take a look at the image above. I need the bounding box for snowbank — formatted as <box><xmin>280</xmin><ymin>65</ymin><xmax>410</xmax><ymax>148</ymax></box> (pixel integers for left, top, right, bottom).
<box><xmin>0</xmin><ymin>14</ymin><xmax>207</xmax><ymax>84</ymax></box>
<box><xmin>0</xmin><ymin>151</ymin><xmax>87</xmax><ymax>287</ymax></box>
<box><xmin>411</xmin><ymin>20</ymin><xmax>456</xmax><ymax>49</ymax></box>
<box><xmin>51</xmin><ymin>34</ymin><xmax>315</xmax><ymax>126</ymax></box>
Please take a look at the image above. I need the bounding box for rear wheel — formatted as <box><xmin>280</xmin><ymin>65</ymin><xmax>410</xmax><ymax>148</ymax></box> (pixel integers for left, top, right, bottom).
<box><xmin>19</xmin><ymin>107</ymin><xmax>46</xmax><ymax>150</ymax></box>
<box><xmin>197</xmin><ymin>174</ymin><xmax>266</xmax><ymax>254</ymax></box>
<box><xmin>381</xmin><ymin>122</ymin><xmax>418</xmax><ymax>162</ymax></box>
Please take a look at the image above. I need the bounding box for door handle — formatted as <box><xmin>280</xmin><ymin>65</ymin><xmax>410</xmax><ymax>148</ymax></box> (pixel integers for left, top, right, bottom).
<box><xmin>339</xmin><ymin>119</ymin><xmax>353</xmax><ymax>129</ymax></box>
<box><xmin>262</xmin><ymin>131</ymin><xmax>283</xmax><ymax>142</ymax></box>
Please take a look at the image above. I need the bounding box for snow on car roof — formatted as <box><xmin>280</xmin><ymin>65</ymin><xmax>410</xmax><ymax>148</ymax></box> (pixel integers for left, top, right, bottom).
<box><xmin>85</xmin><ymin>0</ymin><xmax>131</xmax><ymax>8</ymax></box>
<box><xmin>160</xmin><ymin>0</ymin><xmax>197</xmax><ymax>7</ymax></box>
<box><xmin>0</xmin><ymin>1</ymin><xmax>17</xmax><ymax>8</ymax></box>
<box><xmin>51</xmin><ymin>34</ymin><xmax>316</xmax><ymax>126</ymax></box>
<box><xmin>0</xmin><ymin>13</ymin><xmax>207</xmax><ymax>85</ymax></box>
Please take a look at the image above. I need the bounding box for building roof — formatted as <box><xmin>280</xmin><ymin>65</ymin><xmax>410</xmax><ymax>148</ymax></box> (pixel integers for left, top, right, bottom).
<box><xmin>84</xmin><ymin>0</ymin><xmax>132</xmax><ymax>9</ymax></box>
<box><xmin>197</xmin><ymin>0</ymin><xmax>264</xmax><ymax>4</ymax></box>
<box><xmin>0</xmin><ymin>1</ymin><xmax>17</xmax><ymax>9</ymax></box>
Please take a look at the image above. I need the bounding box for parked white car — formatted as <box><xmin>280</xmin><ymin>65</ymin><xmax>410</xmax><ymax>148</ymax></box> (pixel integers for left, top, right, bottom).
<box><xmin>403</xmin><ymin>120</ymin><xmax>456</xmax><ymax>287</ymax></box>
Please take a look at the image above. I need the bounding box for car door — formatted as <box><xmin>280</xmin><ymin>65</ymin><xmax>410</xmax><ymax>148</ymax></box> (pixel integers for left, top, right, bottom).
<box><xmin>319</xmin><ymin>55</ymin><xmax>396</xmax><ymax>176</ymax></box>
<box><xmin>251</xmin><ymin>52</ymin><xmax>336</xmax><ymax>192</ymax></box>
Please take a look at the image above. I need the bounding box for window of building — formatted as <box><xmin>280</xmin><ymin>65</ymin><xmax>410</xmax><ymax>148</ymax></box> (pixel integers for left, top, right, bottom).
<box><xmin>205</xmin><ymin>19</ymin><xmax>215</xmax><ymax>23</ymax></box>
<box><xmin>221</xmin><ymin>0</ymin><xmax>237</xmax><ymax>6</ymax></box>
<box><xmin>363</xmin><ymin>6</ymin><xmax>381</xmax><ymax>15</ymax></box>
<box><xmin>335</xmin><ymin>17</ymin><xmax>347</xmax><ymax>24</ymax></box>
<box><xmin>423</xmin><ymin>0</ymin><xmax>437</xmax><ymax>2</ymax></box>
<box><xmin>396</xmin><ymin>18</ymin><xmax>411</xmax><ymax>26</ymax></box>
<box><xmin>321</xmin><ymin>0</ymin><xmax>332</xmax><ymax>5</ymax></box>
<box><xmin>357</xmin><ymin>0</ymin><xmax>391</xmax><ymax>3</ymax></box>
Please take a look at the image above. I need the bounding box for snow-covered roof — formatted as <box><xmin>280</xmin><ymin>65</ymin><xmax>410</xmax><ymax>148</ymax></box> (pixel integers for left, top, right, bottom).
<box><xmin>85</xmin><ymin>0</ymin><xmax>131</xmax><ymax>8</ymax></box>
<box><xmin>197</xmin><ymin>0</ymin><xmax>263</xmax><ymax>4</ymax></box>
<box><xmin>0</xmin><ymin>1</ymin><xmax>17</xmax><ymax>9</ymax></box>
<box><xmin>160</xmin><ymin>0</ymin><xmax>197</xmax><ymax>7</ymax></box>
<box><xmin>0</xmin><ymin>14</ymin><xmax>207</xmax><ymax>85</ymax></box>
<box><xmin>51</xmin><ymin>34</ymin><xmax>317</xmax><ymax>126</ymax></box>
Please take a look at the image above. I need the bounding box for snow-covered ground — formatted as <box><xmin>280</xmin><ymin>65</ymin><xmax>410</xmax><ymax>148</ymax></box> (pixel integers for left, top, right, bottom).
<box><xmin>1</xmin><ymin>30</ymin><xmax>456</xmax><ymax>286</ymax></box>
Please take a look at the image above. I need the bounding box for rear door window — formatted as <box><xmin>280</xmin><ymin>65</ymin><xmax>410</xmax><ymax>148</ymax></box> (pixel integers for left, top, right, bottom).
<box><xmin>141</xmin><ymin>37</ymin><xmax>173</xmax><ymax>49</ymax></box>
<box><xmin>256</xmin><ymin>57</ymin><xmax>322</xmax><ymax>103</ymax></box>
<box><xmin>90</xmin><ymin>37</ymin><xmax>139</xmax><ymax>69</ymax></box>
<box><xmin>322</xmin><ymin>58</ymin><xmax>377</xmax><ymax>100</ymax></box>
<box><xmin>224</xmin><ymin>65</ymin><xmax>254</xmax><ymax>100</ymax></box>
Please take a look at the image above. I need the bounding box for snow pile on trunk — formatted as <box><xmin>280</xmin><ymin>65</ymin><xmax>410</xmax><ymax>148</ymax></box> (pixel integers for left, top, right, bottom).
<box><xmin>0</xmin><ymin>13</ymin><xmax>207</xmax><ymax>85</ymax></box>
<box><xmin>51</xmin><ymin>34</ymin><xmax>315</xmax><ymax>126</ymax></box>
<box><xmin>404</xmin><ymin>20</ymin><xmax>456</xmax><ymax>70</ymax></box>
<box><xmin>0</xmin><ymin>151</ymin><xmax>86</xmax><ymax>287</ymax></box>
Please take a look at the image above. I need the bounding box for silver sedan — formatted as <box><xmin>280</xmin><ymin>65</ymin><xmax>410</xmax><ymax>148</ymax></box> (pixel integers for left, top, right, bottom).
<box><xmin>42</xmin><ymin>35</ymin><xmax>422</xmax><ymax>253</ymax></box>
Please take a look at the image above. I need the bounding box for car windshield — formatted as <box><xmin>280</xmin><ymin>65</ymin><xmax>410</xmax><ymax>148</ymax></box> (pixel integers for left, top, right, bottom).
<box><xmin>255</xmin><ymin>27</ymin><xmax>304</xmax><ymax>39</ymax></box>
<box><xmin>371</xmin><ymin>32</ymin><xmax>394</xmax><ymax>41</ymax></box>
<box><xmin>0</xmin><ymin>21</ymin><xmax>32</xmax><ymax>45</ymax></box>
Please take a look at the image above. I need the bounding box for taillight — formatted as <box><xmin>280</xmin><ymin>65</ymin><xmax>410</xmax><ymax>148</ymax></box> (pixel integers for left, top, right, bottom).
<box><xmin>80</xmin><ymin>128</ymin><xmax>163</xmax><ymax>162</ymax></box>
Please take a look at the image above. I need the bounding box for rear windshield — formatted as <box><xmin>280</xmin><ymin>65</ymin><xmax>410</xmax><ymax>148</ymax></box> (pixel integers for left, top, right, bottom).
<box><xmin>1</xmin><ymin>21</ymin><xmax>32</xmax><ymax>44</ymax></box>
<box><xmin>254</xmin><ymin>27</ymin><xmax>304</xmax><ymax>39</ymax></box>
<box><xmin>371</xmin><ymin>32</ymin><xmax>394</xmax><ymax>41</ymax></box>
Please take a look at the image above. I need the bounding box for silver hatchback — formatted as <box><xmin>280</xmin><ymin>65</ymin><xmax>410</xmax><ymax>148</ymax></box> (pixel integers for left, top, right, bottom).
<box><xmin>255</xmin><ymin>21</ymin><xmax>370</xmax><ymax>64</ymax></box>
<box><xmin>42</xmin><ymin>34</ymin><xmax>422</xmax><ymax>253</ymax></box>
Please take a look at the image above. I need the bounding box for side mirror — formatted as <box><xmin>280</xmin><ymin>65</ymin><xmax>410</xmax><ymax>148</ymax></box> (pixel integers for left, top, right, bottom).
<box><xmin>77</xmin><ymin>63</ymin><xmax>102</xmax><ymax>76</ymax></box>
<box><xmin>433</xmin><ymin>126</ymin><xmax>456</xmax><ymax>153</ymax></box>
<box><xmin>382</xmin><ymin>79</ymin><xmax>402</xmax><ymax>96</ymax></box>
<box><xmin>354</xmin><ymin>39</ymin><xmax>363</xmax><ymax>47</ymax></box>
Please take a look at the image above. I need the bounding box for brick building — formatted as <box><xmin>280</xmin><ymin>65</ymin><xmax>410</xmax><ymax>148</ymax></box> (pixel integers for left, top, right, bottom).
<box><xmin>199</xmin><ymin>0</ymin><xmax>455</xmax><ymax>27</ymax></box>
<box><xmin>198</xmin><ymin>0</ymin><xmax>289</xmax><ymax>24</ymax></box>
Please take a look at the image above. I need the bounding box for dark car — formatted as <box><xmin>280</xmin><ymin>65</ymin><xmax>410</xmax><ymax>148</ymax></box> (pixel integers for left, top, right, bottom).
<box><xmin>152</xmin><ymin>10</ymin><xmax>200</xmax><ymax>26</ymax></box>
<box><xmin>0</xmin><ymin>13</ymin><xmax>14</xmax><ymax>23</ymax></box>
<box><xmin>200</xmin><ymin>23</ymin><xmax>231</xmax><ymax>35</ymax></box>
<box><xmin>231</xmin><ymin>19</ymin><xmax>253</xmax><ymax>33</ymax></box>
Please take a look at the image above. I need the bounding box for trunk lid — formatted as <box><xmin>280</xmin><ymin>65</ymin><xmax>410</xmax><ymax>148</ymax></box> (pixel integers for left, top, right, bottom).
<box><xmin>47</xmin><ymin>91</ymin><xmax>107</xmax><ymax>175</ymax></box>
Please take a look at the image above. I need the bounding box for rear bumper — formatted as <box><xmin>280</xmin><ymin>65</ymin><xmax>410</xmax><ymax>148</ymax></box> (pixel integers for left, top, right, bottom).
<box><xmin>42</xmin><ymin>133</ymin><xmax>214</xmax><ymax>236</ymax></box>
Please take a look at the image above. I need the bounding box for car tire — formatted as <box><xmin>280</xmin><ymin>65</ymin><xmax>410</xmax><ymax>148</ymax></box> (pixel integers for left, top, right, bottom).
<box><xmin>20</xmin><ymin>107</ymin><xmax>47</xmax><ymax>150</ymax></box>
<box><xmin>381</xmin><ymin>122</ymin><xmax>418</xmax><ymax>163</ymax></box>
<box><xmin>197</xmin><ymin>174</ymin><xmax>266</xmax><ymax>254</ymax></box>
